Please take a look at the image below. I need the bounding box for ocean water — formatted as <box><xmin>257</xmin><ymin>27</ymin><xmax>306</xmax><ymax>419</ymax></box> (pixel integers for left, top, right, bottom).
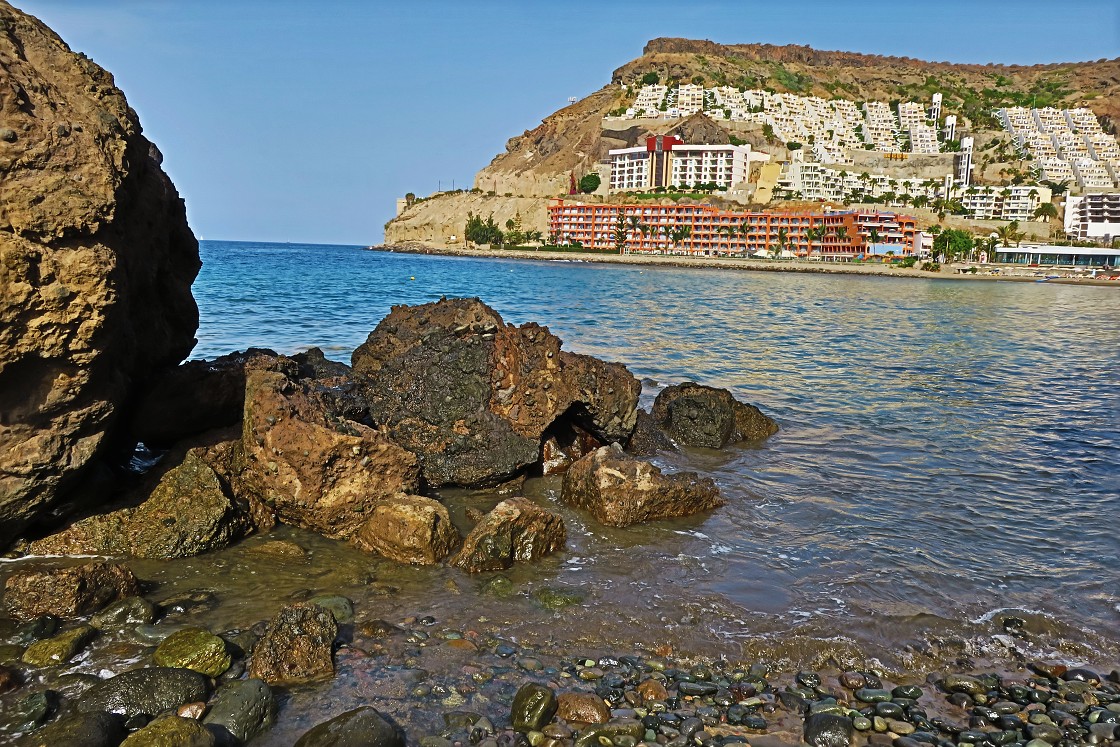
<box><xmin>191</xmin><ymin>240</ymin><xmax>1120</xmax><ymax>669</ymax></box>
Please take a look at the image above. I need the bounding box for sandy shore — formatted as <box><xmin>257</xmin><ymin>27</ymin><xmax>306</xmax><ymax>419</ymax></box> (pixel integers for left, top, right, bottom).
<box><xmin>374</xmin><ymin>244</ymin><xmax>1120</xmax><ymax>288</ymax></box>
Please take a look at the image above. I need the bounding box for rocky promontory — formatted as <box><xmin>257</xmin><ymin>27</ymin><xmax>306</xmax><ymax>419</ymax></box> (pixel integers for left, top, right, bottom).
<box><xmin>0</xmin><ymin>1</ymin><xmax>200</xmax><ymax>543</ymax></box>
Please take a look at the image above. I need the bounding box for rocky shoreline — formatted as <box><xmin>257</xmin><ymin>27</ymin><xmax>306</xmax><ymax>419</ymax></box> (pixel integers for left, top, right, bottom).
<box><xmin>368</xmin><ymin>245</ymin><xmax>1120</xmax><ymax>289</ymax></box>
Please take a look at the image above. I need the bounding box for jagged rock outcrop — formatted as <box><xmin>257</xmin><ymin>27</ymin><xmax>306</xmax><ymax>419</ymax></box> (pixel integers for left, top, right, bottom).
<box><xmin>26</xmin><ymin>449</ymin><xmax>256</xmax><ymax>558</ymax></box>
<box><xmin>561</xmin><ymin>444</ymin><xmax>724</xmax><ymax>527</ymax></box>
<box><xmin>351</xmin><ymin>298</ymin><xmax>640</xmax><ymax>488</ymax></box>
<box><xmin>651</xmin><ymin>382</ymin><xmax>778</xmax><ymax>449</ymax></box>
<box><xmin>238</xmin><ymin>368</ymin><xmax>420</xmax><ymax>540</ymax></box>
<box><xmin>0</xmin><ymin>3</ymin><xmax>200</xmax><ymax>545</ymax></box>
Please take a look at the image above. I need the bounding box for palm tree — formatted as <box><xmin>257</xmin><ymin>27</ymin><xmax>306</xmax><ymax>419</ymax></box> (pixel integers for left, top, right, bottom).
<box><xmin>805</xmin><ymin>224</ymin><xmax>824</xmax><ymax>258</ymax></box>
<box><xmin>1033</xmin><ymin>202</ymin><xmax>1058</xmax><ymax>222</ymax></box>
<box><xmin>666</xmin><ymin>225</ymin><xmax>692</xmax><ymax>254</ymax></box>
<box><xmin>867</xmin><ymin>227</ymin><xmax>881</xmax><ymax>246</ymax></box>
<box><xmin>995</xmin><ymin>220</ymin><xmax>1025</xmax><ymax>248</ymax></box>
<box><xmin>912</xmin><ymin>194</ymin><xmax>929</xmax><ymax>209</ymax></box>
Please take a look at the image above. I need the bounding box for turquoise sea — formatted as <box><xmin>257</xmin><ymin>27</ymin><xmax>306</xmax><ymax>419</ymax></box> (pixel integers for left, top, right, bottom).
<box><xmin>193</xmin><ymin>240</ymin><xmax>1120</xmax><ymax>667</ymax></box>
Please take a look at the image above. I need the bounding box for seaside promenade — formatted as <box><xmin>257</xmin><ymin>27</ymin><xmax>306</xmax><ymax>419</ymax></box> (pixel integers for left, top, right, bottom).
<box><xmin>375</xmin><ymin>244</ymin><xmax>1120</xmax><ymax>287</ymax></box>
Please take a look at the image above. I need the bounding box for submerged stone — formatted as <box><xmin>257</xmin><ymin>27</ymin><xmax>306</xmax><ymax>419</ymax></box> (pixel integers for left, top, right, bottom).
<box><xmin>21</xmin><ymin>625</ymin><xmax>96</xmax><ymax>667</ymax></box>
<box><xmin>293</xmin><ymin>706</ymin><xmax>403</xmax><ymax>747</ymax></box>
<box><xmin>511</xmin><ymin>683</ymin><xmax>558</xmax><ymax>732</ymax></box>
<box><xmin>153</xmin><ymin>627</ymin><xmax>231</xmax><ymax>677</ymax></box>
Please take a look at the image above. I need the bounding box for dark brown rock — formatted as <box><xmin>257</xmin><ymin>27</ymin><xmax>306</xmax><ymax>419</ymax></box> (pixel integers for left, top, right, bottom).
<box><xmin>247</xmin><ymin>603</ymin><xmax>337</xmax><ymax>685</ymax></box>
<box><xmin>0</xmin><ymin>663</ymin><xmax>19</xmax><ymax>694</ymax></box>
<box><xmin>561</xmin><ymin>444</ymin><xmax>724</xmax><ymax>527</ymax></box>
<box><xmin>351</xmin><ymin>495</ymin><xmax>460</xmax><ymax>565</ymax></box>
<box><xmin>651</xmin><ymin>382</ymin><xmax>777</xmax><ymax>449</ymax></box>
<box><xmin>625</xmin><ymin>408</ymin><xmax>678</xmax><ymax>456</ymax></box>
<box><xmin>27</xmin><ymin>450</ymin><xmax>255</xmax><ymax>558</ymax></box>
<box><xmin>450</xmin><ymin>497</ymin><xmax>566</xmax><ymax>573</ymax></box>
<box><xmin>293</xmin><ymin>706</ymin><xmax>403</xmax><ymax>747</ymax></box>
<box><xmin>556</xmin><ymin>692</ymin><xmax>611</xmax><ymax>724</ymax></box>
<box><xmin>0</xmin><ymin>4</ymin><xmax>200</xmax><ymax>545</ymax></box>
<box><xmin>238</xmin><ymin>369</ymin><xmax>420</xmax><ymax>540</ymax></box>
<box><xmin>3</xmin><ymin>562</ymin><xmax>140</xmax><ymax>620</ymax></box>
<box><xmin>541</xmin><ymin>421</ymin><xmax>604</xmax><ymax>475</ymax></box>
<box><xmin>128</xmin><ymin>349</ymin><xmax>279</xmax><ymax>446</ymax></box>
<box><xmin>350</xmin><ymin>298</ymin><xmax>640</xmax><ymax>487</ymax></box>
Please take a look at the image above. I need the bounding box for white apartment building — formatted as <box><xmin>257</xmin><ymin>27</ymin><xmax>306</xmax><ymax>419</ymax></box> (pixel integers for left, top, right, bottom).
<box><xmin>956</xmin><ymin>185</ymin><xmax>1050</xmax><ymax>222</ymax></box>
<box><xmin>607</xmin><ymin>138</ymin><xmax>755</xmax><ymax>192</ymax></box>
<box><xmin>995</xmin><ymin>105</ymin><xmax>1119</xmax><ymax>190</ymax></box>
<box><xmin>1064</xmin><ymin>193</ymin><xmax>1120</xmax><ymax>240</ymax></box>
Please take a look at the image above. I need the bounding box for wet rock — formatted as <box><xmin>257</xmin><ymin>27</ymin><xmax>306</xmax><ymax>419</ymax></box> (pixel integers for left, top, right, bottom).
<box><xmin>90</xmin><ymin>597</ymin><xmax>159</xmax><ymax>629</ymax></box>
<box><xmin>803</xmin><ymin>712</ymin><xmax>854</xmax><ymax>747</ymax></box>
<box><xmin>15</xmin><ymin>613</ymin><xmax>60</xmax><ymax>642</ymax></box>
<box><xmin>293</xmin><ymin>706</ymin><xmax>404</xmax><ymax>747</ymax></box>
<box><xmin>306</xmin><ymin>595</ymin><xmax>354</xmax><ymax>624</ymax></box>
<box><xmin>560</xmin><ymin>444</ymin><xmax>724</xmax><ymax>527</ymax></box>
<box><xmin>16</xmin><ymin>710</ymin><xmax>126</xmax><ymax>747</ymax></box>
<box><xmin>941</xmin><ymin>674</ymin><xmax>985</xmax><ymax>696</ymax></box>
<box><xmin>28</xmin><ymin>450</ymin><xmax>254</xmax><ymax>559</ymax></box>
<box><xmin>351</xmin><ymin>495</ymin><xmax>460</xmax><ymax>565</ymax></box>
<box><xmin>238</xmin><ymin>369</ymin><xmax>420</xmax><ymax>540</ymax></box>
<box><xmin>5</xmin><ymin>690</ymin><xmax>59</xmax><ymax>731</ymax></box>
<box><xmin>625</xmin><ymin>408</ymin><xmax>678</xmax><ymax>456</ymax></box>
<box><xmin>571</xmin><ymin>720</ymin><xmax>644</xmax><ymax>747</ymax></box>
<box><xmin>153</xmin><ymin>627</ymin><xmax>231</xmax><ymax>677</ymax></box>
<box><xmin>0</xmin><ymin>3</ymin><xmax>200</xmax><ymax>547</ymax></box>
<box><xmin>21</xmin><ymin>624</ymin><xmax>95</xmax><ymax>667</ymax></box>
<box><xmin>350</xmin><ymin>298</ymin><xmax>640</xmax><ymax>487</ymax></box>
<box><xmin>0</xmin><ymin>663</ymin><xmax>19</xmax><ymax>693</ymax></box>
<box><xmin>3</xmin><ymin>562</ymin><xmax>140</xmax><ymax>620</ymax></box>
<box><xmin>637</xmin><ymin>678</ymin><xmax>669</xmax><ymax>701</ymax></box>
<box><xmin>511</xmin><ymin>683</ymin><xmax>558</xmax><ymax>732</ymax></box>
<box><xmin>478</xmin><ymin>575</ymin><xmax>515</xmax><ymax>598</ymax></box>
<box><xmin>78</xmin><ymin>667</ymin><xmax>211</xmax><ymax>720</ymax></box>
<box><xmin>651</xmin><ymin>382</ymin><xmax>778</xmax><ymax>448</ymax></box>
<box><xmin>450</xmin><ymin>497</ymin><xmax>566</xmax><ymax>573</ymax></box>
<box><xmin>541</xmin><ymin>421</ymin><xmax>603</xmax><ymax>476</ymax></box>
<box><xmin>120</xmin><ymin>715</ymin><xmax>215</xmax><ymax>746</ymax></box>
<box><xmin>247</xmin><ymin>603</ymin><xmax>337</xmax><ymax>685</ymax></box>
<box><xmin>202</xmin><ymin>678</ymin><xmax>276</xmax><ymax>745</ymax></box>
<box><xmin>243</xmin><ymin>539</ymin><xmax>309</xmax><ymax>560</ymax></box>
<box><xmin>556</xmin><ymin>692</ymin><xmax>611</xmax><ymax>724</ymax></box>
<box><xmin>532</xmin><ymin>587</ymin><xmax>583</xmax><ymax>610</ymax></box>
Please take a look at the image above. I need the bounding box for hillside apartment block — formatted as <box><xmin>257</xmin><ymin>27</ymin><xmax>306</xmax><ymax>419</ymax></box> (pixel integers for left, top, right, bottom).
<box><xmin>1064</xmin><ymin>193</ymin><xmax>1120</xmax><ymax>241</ymax></box>
<box><xmin>996</xmin><ymin>106</ymin><xmax>1120</xmax><ymax>190</ymax></box>
<box><xmin>548</xmin><ymin>199</ymin><xmax>919</xmax><ymax>259</ymax></box>
<box><xmin>607</xmin><ymin>136</ymin><xmax>759</xmax><ymax>191</ymax></box>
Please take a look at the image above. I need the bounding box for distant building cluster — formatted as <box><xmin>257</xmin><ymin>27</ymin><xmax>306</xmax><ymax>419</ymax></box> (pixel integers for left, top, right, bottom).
<box><xmin>996</xmin><ymin>107</ymin><xmax>1120</xmax><ymax>189</ymax></box>
<box><xmin>1064</xmin><ymin>193</ymin><xmax>1120</xmax><ymax>241</ymax></box>
<box><xmin>548</xmin><ymin>199</ymin><xmax>919</xmax><ymax>258</ymax></box>
<box><xmin>614</xmin><ymin>85</ymin><xmax>947</xmax><ymax>161</ymax></box>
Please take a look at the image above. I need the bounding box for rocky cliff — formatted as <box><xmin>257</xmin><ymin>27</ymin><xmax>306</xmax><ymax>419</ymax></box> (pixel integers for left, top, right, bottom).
<box><xmin>385</xmin><ymin>193</ymin><xmax>548</xmax><ymax>245</ymax></box>
<box><xmin>0</xmin><ymin>2</ymin><xmax>200</xmax><ymax>541</ymax></box>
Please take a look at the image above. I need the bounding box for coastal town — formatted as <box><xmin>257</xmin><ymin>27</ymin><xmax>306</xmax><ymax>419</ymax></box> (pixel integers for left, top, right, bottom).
<box><xmin>390</xmin><ymin>75</ymin><xmax>1120</xmax><ymax>274</ymax></box>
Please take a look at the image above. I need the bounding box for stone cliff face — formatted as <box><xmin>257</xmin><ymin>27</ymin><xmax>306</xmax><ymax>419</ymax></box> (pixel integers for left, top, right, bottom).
<box><xmin>385</xmin><ymin>194</ymin><xmax>548</xmax><ymax>245</ymax></box>
<box><xmin>0</xmin><ymin>2</ymin><xmax>200</xmax><ymax>540</ymax></box>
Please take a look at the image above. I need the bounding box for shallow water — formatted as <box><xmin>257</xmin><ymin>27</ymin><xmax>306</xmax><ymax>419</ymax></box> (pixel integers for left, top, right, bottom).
<box><xmin>190</xmin><ymin>241</ymin><xmax>1120</xmax><ymax>662</ymax></box>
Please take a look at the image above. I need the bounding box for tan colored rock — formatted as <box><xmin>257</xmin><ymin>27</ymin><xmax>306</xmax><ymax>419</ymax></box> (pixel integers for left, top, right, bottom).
<box><xmin>3</xmin><ymin>561</ymin><xmax>140</xmax><ymax>620</ymax></box>
<box><xmin>28</xmin><ymin>450</ymin><xmax>255</xmax><ymax>558</ymax></box>
<box><xmin>450</xmin><ymin>497</ymin><xmax>565</xmax><ymax>573</ymax></box>
<box><xmin>248</xmin><ymin>603</ymin><xmax>337</xmax><ymax>686</ymax></box>
<box><xmin>556</xmin><ymin>692</ymin><xmax>611</xmax><ymax>724</ymax></box>
<box><xmin>636</xmin><ymin>678</ymin><xmax>669</xmax><ymax>702</ymax></box>
<box><xmin>120</xmin><ymin>715</ymin><xmax>215</xmax><ymax>747</ymax></box>
<box><xmin>352</xmin><ymin>495</ymin><xmax>460</xmax><ymax>565</ymax></box>
<box><xmin>561</xmin><ymin>444</ymin><xmax>723</xmax><ymax>527</ymax></box>
<box><xmin>0</xmin><ymin>3</ymin><xmax>200</xmax><ymax>545</ymax></box>
<box><xmin>351</xmin><ymin>298</ymin><xmax>639</xmax><ymax>488</ymax></box>
<box><xmin>238</xmin><ymin>369</ymin><xmax>420</xmax><ymax>540</ymax></box>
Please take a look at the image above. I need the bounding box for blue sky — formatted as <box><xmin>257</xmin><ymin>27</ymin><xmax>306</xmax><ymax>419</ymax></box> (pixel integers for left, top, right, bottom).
<box><xmin>13</xmin><ymin>0</ymin><xmax>1119</xmax><ymax>244</ymax></box>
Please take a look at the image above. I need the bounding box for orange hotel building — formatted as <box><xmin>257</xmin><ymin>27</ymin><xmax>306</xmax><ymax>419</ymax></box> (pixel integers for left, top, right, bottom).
<box><xmin>547</xmin><ymin>199</ymin><xmax>919</xmax><ymax>259</ymax></box>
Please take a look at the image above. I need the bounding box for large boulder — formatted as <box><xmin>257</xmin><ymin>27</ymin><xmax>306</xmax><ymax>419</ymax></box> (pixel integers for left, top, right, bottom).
<box><xmin>350</xmin><ymin>298</ymin><xmax>640</xmax><ymax>487</ymax></box>
<box><xmin>77</xmin><ymin>667</ymin><xmax>211</xmax><ymax>720</ymax></box>
<box><xmin>26</xmin><ymin>450</ymin><xmax>255</xmax><ymax>558</ymax></box>
<box><xmin>247</xmin><ymin>603</ymin><xmax>337</xmax><ymax>686</ymax></box>
<box><xmin>651</xmin><ymin>382</ymin><xmax>777</xmax><ymax>449</ymax></box>
<box><xmin>450</xmin><ymin>497</ymin><xmax>565</xmax><ymax>573</ymax></box>
<box><xmin>119</xmin><ymin>715</ymin><xmax>215</xmax><ymax>747</ymax></box>
<box><xmin>3</xmin><ymin>562</ymin><xmax>140</xmax><ymax>620</ymax></box>
<box><xmin>16</xmin><ymin>710</ymin><xmax>126</xmax><ymax>747</ymax></box>
<box><xmin>202</xmin><ymin>678</ymin><xmax>276</xmax><ymax>745</ymax></box>
<box><xmin>0</xmin><ymin>4</ymin><xmax>200</xmax><ymax>546</ymax></box>
<box><xmin>351</xmin><ymin>495</ymin><xmax>460</xmax><ymax>565</ymax></box>
<box><xmin>561</xmin><ymin>444</ymin><xmax>724</xmax><ymax>527</ymax></box>
<box><xmin>238</xmin><ymin>369</ymin><xmax>420</xmax><ymax>540</ymax></box>
<box><xmin>294</xmin><ymin>707</ymin><xmax>403</xmax><ymax>747</ymax></box>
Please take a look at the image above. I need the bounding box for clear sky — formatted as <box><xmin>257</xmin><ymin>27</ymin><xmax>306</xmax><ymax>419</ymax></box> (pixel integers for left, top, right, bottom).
<box><xmin>13</xmin><ymin>0</ymin><xmax>1120</xmax><ymax>245</ymax></box>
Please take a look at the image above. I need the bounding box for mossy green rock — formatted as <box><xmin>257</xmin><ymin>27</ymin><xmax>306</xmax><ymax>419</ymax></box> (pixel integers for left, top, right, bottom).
<box><xmin>572</xmin><ymin>720</ymin><xmax>645</xmax><ymax>747</ymax></box>
<box><xmin>120</xmin><ymin>715</ymin><xmax>215</xmax><ymax>746</ymax></box>
<box><xmin>0</xmin><ymin>643</ymin><xmax>25</xmax><ymax>662</ymax></box>
<box><xmin>294</xmin><ymin>706</ymin><xmax>403</xmax><ymax>747</ymax></box>
<box><xmin>307</xmin><ymin>595</ymin><xmax>354</xmax><ymax>624</ymax></box>
<box><xmin>532</xmin><ymin>587</ymin><xmax>583</xmax><ymax>610</ymax></box>
<box><xmin>19</xmin><ymin>710</ymin><xmax>126</xmax><ymax>747</ymax></box>
<box><xmin>22</xmin><ymin>625</ymin><xmax>95</xmax><ymax>667</ymax></box>
<box><xmin>91</xmin><ymin>597</ymin><xmax>158</xmax><ymax>629</ymax></box>
<box><xmin>153</xmin><ymin>628</ymin><xmax>230</xmax><ymax>677</ymax></box>
<box><xmin>511</xmin><ymin>683</ymin><xmax>558</xmax><ymax>732</ymax></box>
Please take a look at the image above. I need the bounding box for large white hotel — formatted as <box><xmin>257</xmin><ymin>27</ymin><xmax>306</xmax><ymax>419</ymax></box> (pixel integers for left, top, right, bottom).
<box><xmin>608</xmin><ymin>135</ymin><xmax>758</xmax><ymax>191</ymax></box>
